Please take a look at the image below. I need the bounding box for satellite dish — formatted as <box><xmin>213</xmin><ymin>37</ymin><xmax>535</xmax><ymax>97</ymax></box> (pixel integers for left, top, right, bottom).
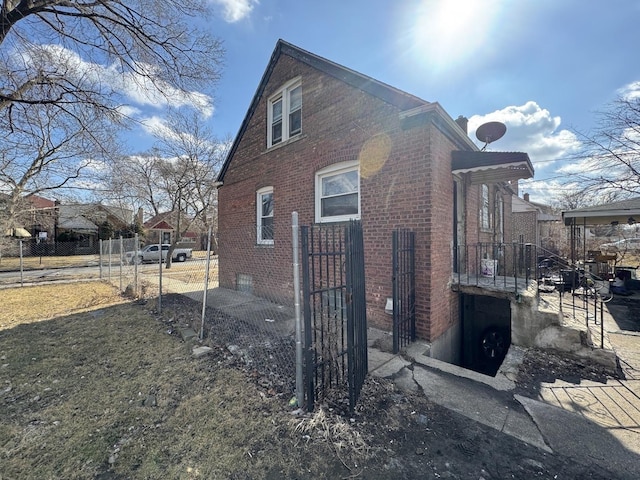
<box><xmin>475</xmin><ymin>121</ymin><xmax>507</xmax><ymax>151</ymax></box>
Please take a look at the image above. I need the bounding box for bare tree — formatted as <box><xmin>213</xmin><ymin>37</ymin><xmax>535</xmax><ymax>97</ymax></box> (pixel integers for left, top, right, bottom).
<box><xmin>565</xmin><ymin>95</ymin><xmax>640</xmax><ymax>198</ymax></box>
<box><xmin>108</xmin><ymin>150</ymin><xmax>169</xmax><ymax>217</ymax></box>
<box><xmin>104</xmin><ymin>111</ymin><xmax>227</xmax><ymax>267</ymax></box>
<box><xmin>0</xmin><ymin>0</ymin><xmax>223</xmax><ymax>240</ymax></box>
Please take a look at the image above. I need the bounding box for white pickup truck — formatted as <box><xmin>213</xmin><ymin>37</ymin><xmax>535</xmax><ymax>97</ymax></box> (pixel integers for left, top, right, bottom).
<box><xmin>125</xmin><ymin>244</ymin><xmax>193</xmax><ymax>264</ymax></box>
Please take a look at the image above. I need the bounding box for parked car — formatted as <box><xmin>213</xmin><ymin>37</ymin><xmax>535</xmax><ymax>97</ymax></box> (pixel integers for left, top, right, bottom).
<box><xmin>600</xmin><ymin>238</ymin><xmax>640</xmax><ymax>253</ymax></box>
<box><xmin>125</xmin><ymin>244</ymin><xmax>193</xmax><ymax>264</ymax></box>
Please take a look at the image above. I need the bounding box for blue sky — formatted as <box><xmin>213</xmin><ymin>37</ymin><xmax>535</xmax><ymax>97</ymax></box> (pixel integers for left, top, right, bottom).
<box><xmin>126</xmin><ymin>0</ymin><xmax>640</xmax><ymax>203</ymax></box>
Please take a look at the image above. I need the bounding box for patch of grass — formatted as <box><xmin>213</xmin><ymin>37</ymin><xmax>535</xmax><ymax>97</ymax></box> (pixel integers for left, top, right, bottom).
<box><xmin>0</xmin><ymin>283</ymin><xmax>347</xmax><ymax>479</ymax></box>
<box><xmin>0</xmin><ymin>281</ymin><xmax>125</xmax><ymax>329</ymax></box>
<box><xmin>0</xmin><ymin>254</ymin><xmax>100</xmax><ymax>271</ymax></box>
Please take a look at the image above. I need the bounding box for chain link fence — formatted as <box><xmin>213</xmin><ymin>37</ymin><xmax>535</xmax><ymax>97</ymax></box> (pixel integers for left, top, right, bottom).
<box><xmin>0</xmin><ymin>240</ymin><xmax>102</xmax><ymax>274</ymax></box>
<box><xmin>2</xmin><ymin>214</ymin><xmax>354</xmax><ymax>410</ymax></box>
<box><xmin>96</xmin><ymin>221</ymin><xmax>303</xmax><ymax>404</ymax></box>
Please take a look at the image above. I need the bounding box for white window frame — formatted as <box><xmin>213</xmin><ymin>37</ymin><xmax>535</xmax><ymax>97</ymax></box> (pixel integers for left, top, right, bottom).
<box><xmin>256</xmin><ymin>186</ymin><xmax>274</xmax><ymax>245</ymax></box>
<box><xmin>267</xmin><ymin>78</ymin><xmax>302</xmax><ymax>148</ymax></box>
<box><xmin>495</xmin><ymin>191</ymin><xmax>504</xmax><ymax>243</ymax></box>
<box><xmin>315</xmin><ymin>161</ymin><xmax>360</xmax><ymax>223</ymax></box>
<box><xmin>481</xmin><ymin>184</ymin><xmax>490</xmax><ymax>230</ymax></box>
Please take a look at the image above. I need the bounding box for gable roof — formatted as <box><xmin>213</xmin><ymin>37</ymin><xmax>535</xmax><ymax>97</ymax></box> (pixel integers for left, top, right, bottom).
<box><xmin>217</xmin><ymin>39</ymin><xmax>432</xmax><ymax>183</ymax></box>
<box><xmin>512</xmin><ymin>195</ymin><xmax>560</xmax><ymax>221</ymax></box>
<box><xmin>144</xmin><ymin>212</ymin><xmax>175</xmax><ymax>230</ymax></box>
<box><xmin>143</xmin><ymin>211</ymin><xmax>202</xmax><ymax>233</ymax></box>
<box><xmin>26</xmin><ymin>194</ymin><xmax>56</xmax><ymax>209</ymax></box>
<box><xmin>58</xmin><ymin>215</ymin><xmax>99</xmax><ymax>233</ymax></box>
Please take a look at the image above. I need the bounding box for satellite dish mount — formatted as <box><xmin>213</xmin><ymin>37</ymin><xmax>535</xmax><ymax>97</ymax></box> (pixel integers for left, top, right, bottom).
<box><xmin>476</xmin><ymin>121</ymin><xmax>507</xmax><ymax>151</ymax></box>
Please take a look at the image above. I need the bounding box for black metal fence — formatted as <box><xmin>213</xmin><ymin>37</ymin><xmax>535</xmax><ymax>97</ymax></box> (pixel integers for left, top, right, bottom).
<box><xmin>300</xmin><ymin>221</ymin><xmax>367</xmax><ymax>413</ymax></box>
<box><xmin>344</xmin><ymin>221</ymin><xmax>368</xmax><ymax>412</ymax></box>
<box><xmin>392</xmin><ymin>229</ymin><xmax>416</xmax><ymax>354</ymax></box>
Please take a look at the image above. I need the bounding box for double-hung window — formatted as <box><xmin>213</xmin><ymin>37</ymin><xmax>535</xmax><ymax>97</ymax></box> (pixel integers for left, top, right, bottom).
<box><xmin>257</xmin><ymin>187</ymin><xmax>274</xmax><ymax>245</ymax></box>
<box><xmin>495</xmin><ymin>192</ymin><xmax>504</xmax><ymax>242</ymax></box>
<box><xmin>481</xmin><ymin>184</ymin><xmax>490</xmax><ymax>230</ymax></box>
<box><xmin>315</xmin><ymin>162</ymin><xmax>360</xmax><ymax>223</ymax></box>
<box><xmin>268</xmin><ymin>78</ymin><xmax>302</xmax><ymax>148</ymax></box>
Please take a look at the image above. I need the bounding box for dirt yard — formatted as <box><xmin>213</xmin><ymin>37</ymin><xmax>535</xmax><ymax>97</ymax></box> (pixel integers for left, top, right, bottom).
<box><xmin>0</xmin><ymin>282</ymin><xmax>625</xmax><ymax>479</ymax></box>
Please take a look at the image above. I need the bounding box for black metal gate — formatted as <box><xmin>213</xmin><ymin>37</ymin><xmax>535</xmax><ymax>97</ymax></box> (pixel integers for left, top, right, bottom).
<box><xmin>392</xmin><ymin>229</ymin><xmax>416</xmax><ymax>353</ymax></box>
<box><xmin>301</xmin><ymin>221</ymin><xmax>367</xmax><ymax>413</ymax></box>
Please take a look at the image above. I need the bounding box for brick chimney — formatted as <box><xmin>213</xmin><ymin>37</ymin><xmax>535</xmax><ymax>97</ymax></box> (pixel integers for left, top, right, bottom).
<box><xmin>455</xmin><ymin>115</ymin><xmax>468</xmax><ymax>134</ymax></box>
<box><xmin>524</xmin><ymin>193</ymin><xmax>530</xmax><ymax>202</ymax></box>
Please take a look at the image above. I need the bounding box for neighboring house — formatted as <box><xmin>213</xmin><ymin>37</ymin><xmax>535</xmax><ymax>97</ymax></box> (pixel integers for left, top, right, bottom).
<box><xmin>3</xmin><ymin>197</ymin><xmax>133</xmax><ymax>255</ymax></box>
<box><xmin>143</xmin><ymin>211</ymin><xmax>203</xmax><ymax>249</ymax></box>
<box><xmin>512</xmin><ymin>192</ymin><xmax>564</xmax><ymax>255</ymax></box>
<box><xmin>216</xmin><ymin>40</ymin><xmax>533</xmax><ymax>365</ymax></box>
<box><xmin>0</xmin><ymin>194</ymin><xmax>33</xmax><ymax>257</ymax></box>
<box><xmin>2</xmin><ymin>195</ymin><xmax>55</xmax><ymax>255</ymax></box>
<box><xmin>57</xmin><ymin>203</ymin><xmax>133</xmax><ymax>253</ymax></box>
<box><xmin>25</xmin><ymin>195</ymin><xmax>58</xmax><ymax>243</ymax></box>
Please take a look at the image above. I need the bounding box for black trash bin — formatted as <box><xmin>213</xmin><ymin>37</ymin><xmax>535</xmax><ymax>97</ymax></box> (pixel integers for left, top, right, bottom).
<box><xmin>559</xmin><ymin>269</ymin><xmax>580</xmax><ymax>291</ymax></box>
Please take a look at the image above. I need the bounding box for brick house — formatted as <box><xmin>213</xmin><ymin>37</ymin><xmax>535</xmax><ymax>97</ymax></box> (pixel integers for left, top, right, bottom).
<box><xmin>56</xmin><ymin>203</ymin><xmax>133</xmax><ymax>253</ymax></box>
<box><xmin>143</xmin><ymin>211</ymin><xmax>204</xmax><ymax>249</ymax></box>
<box><xmin>216</xmin><ymin>40</ymin><xmax>533</xmax><ymax>365</ymax></box>
<box><xmin>512</xmin><ymin>192</ymin><xmax>564</xmax><ymax>255</ymax></box>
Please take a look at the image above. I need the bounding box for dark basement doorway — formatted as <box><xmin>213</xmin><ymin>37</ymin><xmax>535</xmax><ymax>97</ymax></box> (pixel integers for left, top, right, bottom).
<box><xmin>461</xmin><ymin>294</ymin><xmax>511</xmax><ymax>376</ymax></box>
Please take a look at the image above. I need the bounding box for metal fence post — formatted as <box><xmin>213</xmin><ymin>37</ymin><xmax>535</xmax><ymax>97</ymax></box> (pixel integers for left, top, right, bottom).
<box><xmin>108</xmin><ymin>237</ymin><xmax>112</xmax><ymax>283</ymax></box>
<box><xmin>99</xmin><ymin>239</ymin><xmax>103</xmax><ymax>279</ymax></box>
<box><xmin>158</xmin><ymin>239</ymin><xmax>162</xmax><ymax>314</ymax></box>
<box><xmin>292</xmin><ymin>212</ymin><xmax>303</xmax><ymax>409</ymax></box>
<box><xmin>200</xmin><ymin>226</ymin><xmax>212</xmax><ymax>340</ymax></box>
<box><xmin>19</xmin><ymin>240</ymin><xmax>24</xmax><ymax>287</ymax></box>
<box><xmin>119</xmin><ymin>236</ymin><xmax>123</xmax><ymax>293</ymax></box>
<box><xmin>134</xmin><ymin>234</ymin><xmax>139</xmax><ymax>297</ymax></box>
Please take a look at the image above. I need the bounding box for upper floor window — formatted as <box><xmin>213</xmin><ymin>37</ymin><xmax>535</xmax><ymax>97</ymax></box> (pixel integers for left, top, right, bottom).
<box><xmin>257</xmin><ymin>186</ymin><xmax>274</xmax><ymax>245</ymax></box>
<box><xmin>268</xmin><ymin>78</ymin><xmax>301</xmax><ymax>148</ymax></box>
<box><xmin>315</xmin><ymin>162</ymin><xmax>360</xmax><ymax>223</ymax></box>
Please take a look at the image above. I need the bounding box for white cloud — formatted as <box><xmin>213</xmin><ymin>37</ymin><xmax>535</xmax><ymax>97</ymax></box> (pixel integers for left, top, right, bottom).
<box><xmin>17</xmin><ymin>43</ymin><xmax>213</xmax><ymax>117</ymax></box>
<box><xmin>110</xmin><ymin>61</ymin><xmax>214</xmax><ymax>118</ymax></box>
<box><xmin>466</xmin><ymin>102</ymin><xmax>587</xmax><ymax>204</ymax></box>
<box><xmin>140</xmin><ymin>116</ymin><xmax>173</xmax><ymax>139</ymax></box>
<box><xmin>139</xmin><ymin>116</ymin><xmax>221</xmax><ymax>154</ymax></box>
<box><xmin>211</xmin><ymin>0</ymin><xmax>259</xmax><ymax>23</ymax></box>
<box><xmin>115</xmin><ymin>105</ymin><xmax>141</xmax><ymax>120</ymax></box>
<box><xmin>618</xmin><ymin>81</ymin><xmax>640</xmax><ymax>101</ymax></box>
<box><xmin>468</xmin><ymin>101</ymin><xmax>581</xmax><ymax>168</ymax></box>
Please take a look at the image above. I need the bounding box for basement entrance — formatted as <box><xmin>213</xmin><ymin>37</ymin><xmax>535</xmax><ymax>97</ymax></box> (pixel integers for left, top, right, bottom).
<box><xmin>461</xmin><ymin>294</ymin><xmax>511</xmax><ymax>376</ymax></box>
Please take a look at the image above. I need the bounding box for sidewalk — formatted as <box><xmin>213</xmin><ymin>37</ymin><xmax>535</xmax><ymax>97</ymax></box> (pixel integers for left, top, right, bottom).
<box><xmin>368</xmin><ymin>318</ymin><xmax>640</xmax><ymax>478</ymax></box>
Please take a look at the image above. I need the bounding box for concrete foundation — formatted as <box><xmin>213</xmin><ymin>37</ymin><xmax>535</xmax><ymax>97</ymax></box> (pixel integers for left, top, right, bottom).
<box><xmin>423</xmin><ymin>287</ymin><xmax>619</xmax><ymax>374</ymax></box>
<box><xmin>510</xmin><ymin>290</ymin><xmax>561</xmax><ymax>347</ymax></box>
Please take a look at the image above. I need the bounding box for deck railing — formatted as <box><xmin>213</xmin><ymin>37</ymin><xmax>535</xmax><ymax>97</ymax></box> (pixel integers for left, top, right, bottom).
<box><xmin>453</xmin><ymin>243</ymin><xmax>538</xmax><ymax>295</ymax></box>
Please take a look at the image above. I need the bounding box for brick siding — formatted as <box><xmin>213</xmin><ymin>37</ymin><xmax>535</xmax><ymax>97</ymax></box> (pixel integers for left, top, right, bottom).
<box><xmin>218</xmin><ymin>52</ymin><xmax>508</xmax><ymax>344</ymax></box>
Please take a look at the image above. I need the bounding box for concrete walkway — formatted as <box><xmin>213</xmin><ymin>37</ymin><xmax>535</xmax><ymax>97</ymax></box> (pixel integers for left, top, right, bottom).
<box><xmin>368</xmin><ymin>302</ymin><xmax>640</xmax><ymax>478</ymax></box>
<box><xmin>195</xmin><ymin>286</ymin><xmax>640</xmax><ymax>476</ymax></box>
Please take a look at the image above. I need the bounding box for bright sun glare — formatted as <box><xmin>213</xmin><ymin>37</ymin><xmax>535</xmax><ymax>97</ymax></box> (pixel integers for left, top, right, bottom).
<box><xmin>410</xmin><ymin>0</ymin><xmax>504</xmax><ymax>72</ymax></box>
